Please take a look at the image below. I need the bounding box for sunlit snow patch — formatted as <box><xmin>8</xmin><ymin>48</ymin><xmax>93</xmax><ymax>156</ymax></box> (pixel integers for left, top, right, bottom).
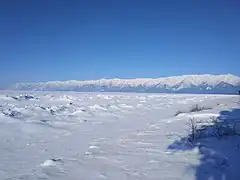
<box><xmin>41</xmin><ymin>160</ymin><xmax>56</xmax><ymax>167</ymax></box>
<box><xmin>41</xmin><ymin>159</ymin><xmax>62</xmax><ymax>167</ymax></box>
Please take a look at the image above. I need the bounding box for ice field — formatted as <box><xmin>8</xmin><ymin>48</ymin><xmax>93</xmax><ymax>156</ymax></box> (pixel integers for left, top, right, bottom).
<box><xmin>0</xmin><ymin>91</ymin><xmax>239</xmax><ymax>180</ymax></box>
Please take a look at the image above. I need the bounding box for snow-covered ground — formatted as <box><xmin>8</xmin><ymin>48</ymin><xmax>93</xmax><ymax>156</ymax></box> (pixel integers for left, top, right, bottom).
<box><xmin>0</xmin><ymin>91</ymin><xmax>239</xmax><ymax>180</ymax></box>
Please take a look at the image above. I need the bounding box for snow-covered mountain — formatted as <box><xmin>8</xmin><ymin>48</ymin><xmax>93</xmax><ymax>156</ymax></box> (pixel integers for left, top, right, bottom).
<box><xmin>13</xmin><ymin>74</ymin><xmax>240</xmax><ymax>94</ymax></box>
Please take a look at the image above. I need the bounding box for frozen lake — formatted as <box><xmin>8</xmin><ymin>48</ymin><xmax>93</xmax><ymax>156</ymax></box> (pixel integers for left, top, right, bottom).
<box><xmin>0</xmin><ymin>92</ymin><xmax>239</xmax><ymax>180</ymax></box>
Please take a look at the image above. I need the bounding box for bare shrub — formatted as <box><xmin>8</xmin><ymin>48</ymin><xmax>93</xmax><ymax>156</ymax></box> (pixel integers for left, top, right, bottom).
<box><xmin>210</xmin><ymin>117</ymin><xmax>223</xmax><ymax>138</ymax></box>
<box><xmin>186</xmin><ymin>116</ymin><xmax>239</xmax><ymax>143</ymax></box>
<box><xmin>188</xmin><ymin>118</ymin><xmax>198</xmax><ymax>142</ymax></box>
<box><xmin>174</xmin><ymin>111</ymin><xmax>184</xmax><ymax>116</ymax></box>
<box><xmin>211</xmin><ymin>116</ymin><xmax>238</xmax><ymax>138</ymax></box>
<box><xmin>174</xmin><ymin>104</ymin><xmax>213</xmax><ymax>117</ymax></box>
<box><xmin>189</xmin><ymin>104</ymin><xmax>212</xmax><ymax>113</ymax></box>
<box><xmin>195</xmin><ymin>116</ymin><xmax>239</xmax><ymax>140</ymax></box>
<box><xmin>189</xmin><ymin>104</ymin><xmax>201</xmax><ymax>112</ymax></box>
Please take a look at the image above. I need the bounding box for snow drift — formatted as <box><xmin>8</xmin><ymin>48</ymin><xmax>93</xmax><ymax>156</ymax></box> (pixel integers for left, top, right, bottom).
<box><xmin>13</xmin><ymin>74</ymin><xmax>240</xmax><ymax>94</ymax></box>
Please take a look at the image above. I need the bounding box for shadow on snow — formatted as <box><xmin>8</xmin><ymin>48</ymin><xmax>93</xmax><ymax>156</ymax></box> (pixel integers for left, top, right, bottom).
<box><xmin>168</xmin><ymin>108</ymin><xmax>240</xmax><ymax>180</ymax></box>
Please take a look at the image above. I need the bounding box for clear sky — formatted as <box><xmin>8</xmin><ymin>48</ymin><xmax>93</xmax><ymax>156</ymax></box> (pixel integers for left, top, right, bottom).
<box><xmin>0</xmin><ymin>0</ymin><xmax>239</xmax><ymax>86</ymax></box>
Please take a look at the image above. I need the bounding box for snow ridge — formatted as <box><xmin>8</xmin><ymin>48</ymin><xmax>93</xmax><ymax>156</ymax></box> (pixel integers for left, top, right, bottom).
<box><xmin>13</xmin><ymin>74</ymin><xmax>240</xmax><ymax>94</ymax></box>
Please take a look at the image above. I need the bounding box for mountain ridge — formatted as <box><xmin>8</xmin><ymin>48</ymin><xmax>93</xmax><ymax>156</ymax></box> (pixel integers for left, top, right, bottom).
<box><xmin>13</xmin><ymin>74</ymin><xmax>240</xmax><ymax>94</ymax></box>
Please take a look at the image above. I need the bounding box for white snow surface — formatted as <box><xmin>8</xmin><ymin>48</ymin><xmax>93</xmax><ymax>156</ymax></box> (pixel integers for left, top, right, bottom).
<box><xmin>13</xmin><ymin>74</ymin><xmax>240</xmax><ymax>94</ymax></box>
<box><xmin>0</xmin><ymin>91</ymin><xmax>240</xmax><ymax>180</ymax></box>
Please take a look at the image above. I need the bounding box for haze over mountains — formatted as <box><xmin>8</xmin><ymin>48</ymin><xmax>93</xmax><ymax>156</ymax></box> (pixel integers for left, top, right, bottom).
<box><xmin>13</xmin><ymin>74</ymin><xmax>240</xmax><ymax>94</ymax></box>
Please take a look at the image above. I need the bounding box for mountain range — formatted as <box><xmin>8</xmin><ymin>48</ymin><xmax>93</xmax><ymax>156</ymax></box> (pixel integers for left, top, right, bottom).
<box><xmin>13</xmin><ymin>74</ymin><xmax>240</xmax><ymax>94</ymax></box>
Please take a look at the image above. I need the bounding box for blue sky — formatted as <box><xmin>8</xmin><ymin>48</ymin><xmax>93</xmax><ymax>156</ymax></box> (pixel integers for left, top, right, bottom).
<box><xmin>0</xmin><ymin>0</ymin><xmax>239</xmax><ymax>86</ymax></box>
